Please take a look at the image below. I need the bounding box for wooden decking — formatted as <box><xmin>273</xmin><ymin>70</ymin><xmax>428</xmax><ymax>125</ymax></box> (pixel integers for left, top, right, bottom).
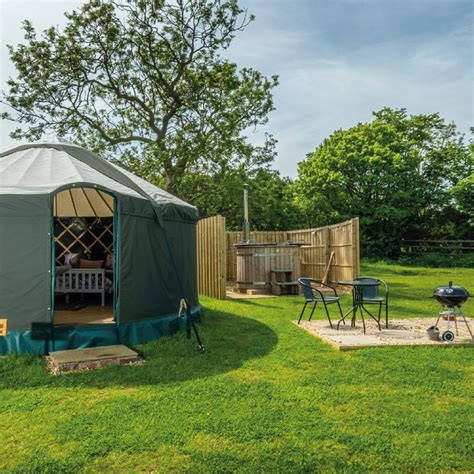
<box><xmin>54</xmin><ymin>305</ymin><xmax>114</xmax><ymax>326</ymax></box>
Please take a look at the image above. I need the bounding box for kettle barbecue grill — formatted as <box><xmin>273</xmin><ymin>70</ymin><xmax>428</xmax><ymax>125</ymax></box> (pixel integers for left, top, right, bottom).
<box><xmin>432</xmin><ymin>282</ymin><xmax>472</xmax><ymax>342</ymax></box>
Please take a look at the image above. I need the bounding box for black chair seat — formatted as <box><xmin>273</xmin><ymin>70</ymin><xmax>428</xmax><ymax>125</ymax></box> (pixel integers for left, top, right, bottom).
<box><xmin>362</xmin><ymin>296</ymin><xmax>384</xmax><ymax>303</ymax></box>
<box><xmin>306</xmin><ymin>296</ymin><xmax>340</xmax><ymax>303</ymax></box>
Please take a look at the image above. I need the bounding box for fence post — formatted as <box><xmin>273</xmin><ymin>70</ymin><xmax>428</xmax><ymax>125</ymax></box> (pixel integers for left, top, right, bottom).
<box><xmin>196</xmin><ymin>215</ymin><xmax>227</xmax><ymax>299</ymax></box>
<box><xmin>323</xmin><ymin>226</ymin><xmax>331</xmax><ymax>282</ymax></box>
<box><xmin>219</xmin><ymin>216</ymin><xmax>227</xmax><ymax>298</ymax></box>
<box><xmin>351</xmin><ymin>217</ymin><xmax>360</xmax><ymax>279</ymax></box>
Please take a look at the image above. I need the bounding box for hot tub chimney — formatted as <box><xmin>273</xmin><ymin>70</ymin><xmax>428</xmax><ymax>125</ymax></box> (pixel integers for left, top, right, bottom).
<box><xmin>243</xmin><ymin>184</ymin><xmax>250</xmax><ymax>242</ymax></box>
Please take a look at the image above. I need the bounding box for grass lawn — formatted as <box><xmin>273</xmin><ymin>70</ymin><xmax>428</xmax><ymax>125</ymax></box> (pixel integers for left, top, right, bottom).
<box><xmin>1</xmin><ymin>262</ymin><xmax>473</xmax><ymax>472</ymax></box>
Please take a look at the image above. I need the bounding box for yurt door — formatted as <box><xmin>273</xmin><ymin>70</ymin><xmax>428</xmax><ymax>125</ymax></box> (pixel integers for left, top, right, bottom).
<box><xmin>52</xmin><ymin>186</ymin><xmax>117</xmax><ymax>326</ymax></box>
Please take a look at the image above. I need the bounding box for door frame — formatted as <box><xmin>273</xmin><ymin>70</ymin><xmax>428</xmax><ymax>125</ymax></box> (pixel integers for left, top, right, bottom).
<box><xmin>49</xmin><ymin>183</ymin><xmax>120</xmax><ymax>326</ymax></box>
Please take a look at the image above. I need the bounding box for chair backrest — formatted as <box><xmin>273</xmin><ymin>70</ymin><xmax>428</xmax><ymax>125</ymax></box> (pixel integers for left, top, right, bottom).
<box><xmin>354</xmin><ymin>277</ymin><xmax>379</xmax><ymax>298</ymax></box>
<box><xmin>298</xmin><ymin>278</ymin><xmax>315</xmax><ymax>300</ymax></box>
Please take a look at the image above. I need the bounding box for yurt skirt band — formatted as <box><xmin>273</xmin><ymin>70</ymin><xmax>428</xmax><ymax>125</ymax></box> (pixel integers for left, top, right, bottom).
<box><xmin>0</xmin><ymin>306</ymin><xmax>203</xmax><ymax>355</ymax></box>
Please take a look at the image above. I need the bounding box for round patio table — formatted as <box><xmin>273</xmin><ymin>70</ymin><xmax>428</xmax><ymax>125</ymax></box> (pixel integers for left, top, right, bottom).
<box><xmin>336</xmin><ymin>280</ymin><xmax>382</xmax><ymax>334</ymax></box>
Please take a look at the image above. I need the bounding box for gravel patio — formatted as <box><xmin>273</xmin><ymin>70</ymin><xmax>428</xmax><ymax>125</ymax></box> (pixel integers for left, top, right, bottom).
<box><xmin>295</xmin><ymin>317</ymin><xmax>473</xmax><ymax>350</ymax></box>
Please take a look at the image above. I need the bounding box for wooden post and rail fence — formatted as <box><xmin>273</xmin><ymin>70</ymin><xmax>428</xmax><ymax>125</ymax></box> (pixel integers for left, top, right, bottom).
<box><xmin>196</xmin><ymin>216</ymin><xmax>360</xmax><ymax>300</ymax></box>
<box><xmin>400</xmin><ymin>240</ymin><xmax>474</xmax><ymax>255</ymax></box>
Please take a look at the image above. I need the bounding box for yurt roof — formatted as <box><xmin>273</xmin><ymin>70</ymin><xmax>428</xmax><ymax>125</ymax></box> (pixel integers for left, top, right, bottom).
<box><xmin>0</xmin><ymin>137</ymin><xmax>198</xmax><ymax>221</ymax></box>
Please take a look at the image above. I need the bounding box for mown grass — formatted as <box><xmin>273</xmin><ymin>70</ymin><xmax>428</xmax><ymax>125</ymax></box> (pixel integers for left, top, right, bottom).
<box><xmin>0</xmin><ymin>262</ymin><xmax>473</xmax><ymax>472</ymax></box>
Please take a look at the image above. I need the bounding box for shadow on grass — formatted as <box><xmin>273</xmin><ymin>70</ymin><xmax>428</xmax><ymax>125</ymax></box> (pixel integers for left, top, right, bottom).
<box><xmin>227</xmin><ymin>298</ymin><xmax>282</xmax><ymax>309</ymax></box>
<box><xmin>0</xmin><ymin>309</ymin><xmax>278</xmax><ymax>390</ymax></box>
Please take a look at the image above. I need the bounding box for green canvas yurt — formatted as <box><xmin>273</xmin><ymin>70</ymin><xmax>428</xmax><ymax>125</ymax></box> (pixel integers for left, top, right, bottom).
<box><xmin>0</xmin><ymin>137</ymin><xmax>201</xmax><ymax>354</ymax></box>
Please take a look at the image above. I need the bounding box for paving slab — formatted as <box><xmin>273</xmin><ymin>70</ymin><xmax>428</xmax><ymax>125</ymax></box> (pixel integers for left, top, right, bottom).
<box><xmin>47</xmin><ymin>344</ymin><xmax>142</xmax><ymax>374</ymax></box>
<box><xmin>295</xmin><ymin>318</ymin><xmax>473</xmax><ymax>350</ymax></box>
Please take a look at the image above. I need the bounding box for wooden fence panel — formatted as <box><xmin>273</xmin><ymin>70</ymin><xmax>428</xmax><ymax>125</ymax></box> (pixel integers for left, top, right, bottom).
<box><xmin>226</xmin><ymin>231</ymin><xmax>242</xmax><ymax>282</ymax></box>
<box><xmin>226</xmin><ymin>218</ymin><xmax>360</xmax><ymax>284</ymax></box>
<box><xmin>328</xmin><ymin>220</ymin><xmax>353</xmax><ymax>282</ymax></box>
<box><xmin>289</xmin><ymin>228</ymin><xmax>326</xmax><ymax>280</ymax></box>
<box><xmin>197</xmin><ymin>215</ymin><xmax>226</xmax><ymax>299</ymax></box>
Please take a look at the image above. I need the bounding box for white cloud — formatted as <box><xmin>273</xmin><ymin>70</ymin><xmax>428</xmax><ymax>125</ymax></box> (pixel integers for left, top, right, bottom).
<box><xmin>228</xmin><ymin>1</ymin><xmax>473</xmax><ymax>177</ymax></box>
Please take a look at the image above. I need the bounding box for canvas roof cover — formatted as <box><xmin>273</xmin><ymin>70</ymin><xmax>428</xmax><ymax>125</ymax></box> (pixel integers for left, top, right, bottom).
<box><xmin>0</xmin><ymin>137</ymin><xmax>198</xmax><ymax>222</ymax></box>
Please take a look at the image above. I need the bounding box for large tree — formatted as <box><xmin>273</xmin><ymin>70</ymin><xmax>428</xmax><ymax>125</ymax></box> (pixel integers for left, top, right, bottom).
<box><xmin>293</xmin><ymin>108</ymin><xmax>473</xmax><ymax>257</ymax></box>
<box><xmin>1</xmin><ymin>0</ymin><xmax>278</xmax><ymax>194</ymax></box>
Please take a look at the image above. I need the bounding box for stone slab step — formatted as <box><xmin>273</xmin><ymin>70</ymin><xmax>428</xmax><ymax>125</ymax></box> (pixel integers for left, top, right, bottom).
<box><xmin>47</xmin><ymin>344</ymin><xmax>142</xmax><ymax>374</ymax></box>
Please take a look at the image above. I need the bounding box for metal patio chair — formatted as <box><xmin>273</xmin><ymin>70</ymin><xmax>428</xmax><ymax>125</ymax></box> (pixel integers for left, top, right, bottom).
<box><xmin>354</xmin><ymin>276</ymin><xmax>389</xmax><ymax>328</ymax></box>
<box><xmin>297</xmin><ymin>278</ymin><xmax>344</xmax><ymax>328</ymax></box>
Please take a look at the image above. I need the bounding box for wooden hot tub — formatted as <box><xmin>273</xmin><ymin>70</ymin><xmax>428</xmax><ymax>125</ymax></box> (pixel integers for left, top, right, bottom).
<box><xmin>234</xmin><ymin>243</ymin><xmax>302</xmax><ymax>293</ymax></box>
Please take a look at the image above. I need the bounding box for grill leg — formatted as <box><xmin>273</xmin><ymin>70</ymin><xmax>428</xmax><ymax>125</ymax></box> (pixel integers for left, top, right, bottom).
<box><xmin>460</xmin><ymin>314</ymin><xmax>473</xmax><ymax>338</ymax></box>
<box><xmin>454</xmin><ymin>316</ymin><xmax>459</xmax><ymax>336</ymax></box>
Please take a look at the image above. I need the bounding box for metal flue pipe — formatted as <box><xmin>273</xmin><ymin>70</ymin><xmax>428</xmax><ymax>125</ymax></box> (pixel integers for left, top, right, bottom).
<box><xmin>243</xmin><ymin>184</ymin><xmax>250</xmax><ymax>242</ymax></box>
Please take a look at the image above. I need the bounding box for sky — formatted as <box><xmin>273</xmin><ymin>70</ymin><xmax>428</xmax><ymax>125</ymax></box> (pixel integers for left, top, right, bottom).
<box><xmin>1</xmin><ymin>0</ymin><xmax>473</xmax><ymax>178</ymax></box>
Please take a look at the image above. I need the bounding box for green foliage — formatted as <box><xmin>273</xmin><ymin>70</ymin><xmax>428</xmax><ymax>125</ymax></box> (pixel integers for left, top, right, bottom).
<box><xmin>179</xmin><ymin>166</ymin><xmax>302</xmax><ymax>230</ymax></box>
<box><xmin>293</xmin><ymin>108</ymin><xmax>473</xmax><ymax>257</ymax></box>
<box><xmin>1</xmin><ymin>262</ymin><xmax>473</xmax><ymax>472</ymax></box>
<box><xmin>451</xmin><ymin>173</ymin><xmax>474</xmax><ymax>227</ymax></box>
<box><xmin>2</xmin><ymin>0</ymin><xmax>278</xmax><ymax>194</ymax></box>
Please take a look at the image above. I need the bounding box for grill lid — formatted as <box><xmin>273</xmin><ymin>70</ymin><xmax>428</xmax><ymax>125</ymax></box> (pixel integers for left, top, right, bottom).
<box><xmin>433</xmin><ymin>281</ymin><xmax>470</xmax><ymax>306</ymax></box>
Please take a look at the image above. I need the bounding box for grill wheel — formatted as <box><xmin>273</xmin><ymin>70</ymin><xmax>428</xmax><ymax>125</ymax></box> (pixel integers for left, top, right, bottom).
<box><xmin>441</xmin><ymin>330</ymin><xmax>455</xmax><ymax>342</ymax></box>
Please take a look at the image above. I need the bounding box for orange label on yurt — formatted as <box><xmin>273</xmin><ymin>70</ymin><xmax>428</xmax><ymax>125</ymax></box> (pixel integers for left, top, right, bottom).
<box><xmin>0</xmin><ymin>319</ymin><xmax>7</xmax><ymax>336</ymax></box>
